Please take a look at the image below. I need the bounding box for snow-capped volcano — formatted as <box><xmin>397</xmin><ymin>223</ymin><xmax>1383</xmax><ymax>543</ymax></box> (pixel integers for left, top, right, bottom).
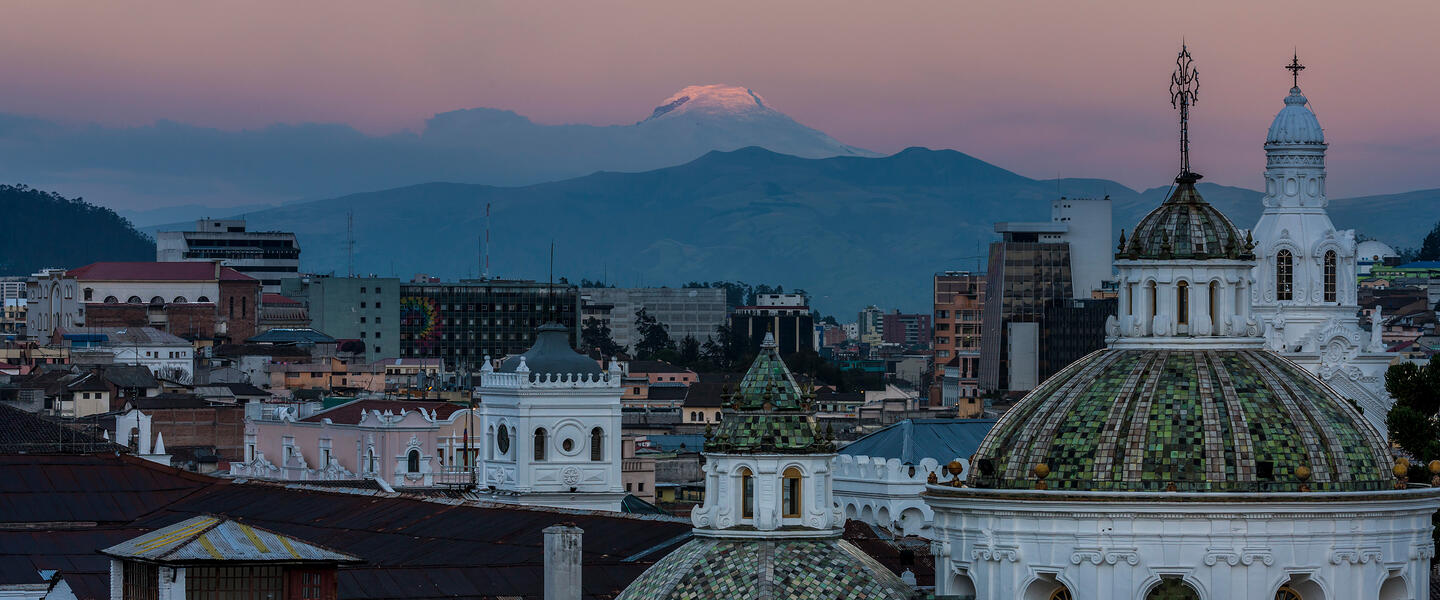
<box><xmin>634</xmin><ymin>84</ymin><xmax>876</xmax><ymax>158</ymax></box>
<box><xmin>643</xmin><ymin>84</ymin><xmax>772</xmax><ymax>121</ymax></box>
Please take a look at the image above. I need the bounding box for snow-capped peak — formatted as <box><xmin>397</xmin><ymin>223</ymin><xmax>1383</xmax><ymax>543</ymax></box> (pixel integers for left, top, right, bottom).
<box><xmin>644</xmin><ymin>85</ymin><xmax>771</xmax><ymax>121</ymax></box>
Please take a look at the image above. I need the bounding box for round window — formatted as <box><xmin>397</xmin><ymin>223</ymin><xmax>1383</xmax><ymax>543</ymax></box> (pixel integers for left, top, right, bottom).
<box><xmin>497</xmin><ymin>427</ymin><xmax>510</xmax><ymax>454</ymax></box>
<box><xmin>562</xmin><ymin>439</ymin><xmax>575</xmax><ymax>452</ymax></box>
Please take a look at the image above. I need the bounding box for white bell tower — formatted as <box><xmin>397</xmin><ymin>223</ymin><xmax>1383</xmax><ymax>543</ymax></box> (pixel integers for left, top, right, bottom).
<box><xmin>1248</xmin><ymin>54</ymin><xmax>1395</xmax><ymax>433</ymax></box>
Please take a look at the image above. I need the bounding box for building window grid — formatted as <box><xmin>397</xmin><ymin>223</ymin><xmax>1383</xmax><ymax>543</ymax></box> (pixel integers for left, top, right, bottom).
<box><xmin>1323</xmin><ymin>250</ymin><xmax>1337</xmax><ymax>303</ymax></box>
<box><xmin>185</xmin><ymin>566</ymin><xmax>283</xmax><ymax>600</ymax></box>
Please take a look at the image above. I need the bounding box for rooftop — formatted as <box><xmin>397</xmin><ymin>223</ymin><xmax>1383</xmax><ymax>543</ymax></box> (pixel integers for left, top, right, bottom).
<box><xmin>0</xmin><ymin>403</ymin><xmax>120</xmax><ymax>455</ymax></box>
<box><xmin>68</xmin><ymin>262</ymin><xmax>255</xmax><ymax>282</ymax></box>
<box><xmin>300</xmin><ymin>399</ymin><xmax>466</xmax><ymax>424</ymax></box>
<box><xmin>60</xmin><ymin>327</ymin><xmax>190</xmax><ymax>346</ymax></box>
<box><xmin>246</xmin><ymin>328</ymin><xmax>337</xmax><ymax>345</ymax></box>
<box><xmin>101</xmin><ymin>515</ymin><xmax>361</xmax><ymax>565</ymax></box>
<box><xmin>839</xmin><ymin>418</ymin><xmax>996</xmax><ymax>464</ymax></box>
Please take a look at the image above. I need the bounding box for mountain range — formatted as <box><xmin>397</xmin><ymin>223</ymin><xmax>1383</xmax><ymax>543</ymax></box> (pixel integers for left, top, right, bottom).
<box><xmin>151</xmin><ymin>147</ymin><xmax>1439</xmax><ymax>316</ymax></box>
<box><xmin>0</xmin><ymin>85</ymin><xmax>872</xmax><ymax>211</ymax></box>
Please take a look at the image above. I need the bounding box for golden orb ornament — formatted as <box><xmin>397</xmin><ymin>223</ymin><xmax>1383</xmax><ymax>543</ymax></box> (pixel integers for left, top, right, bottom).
<box><xmin>946</xmin><ymin>460</ymin><xmax>964</xmax><ymax>476</ymax></box>
<box><xmin>1429</xmin><ymin>460</ymin><xmax>1440</xmax><ymax>475</ymax></box>
<box><xmin>1393</xmin><ymin>462</ymin><xmax>1410</xmax><ymax>478</ymax></box>
<box><xmin>1295</xmin><ymin>465</ymin><xmax>1311</xmax><ymax>481</ymax></box>
<box><xmin>1033</xmin><ymin>463</ymin><xmax>1050</xmax><ymax>479</ymax></box>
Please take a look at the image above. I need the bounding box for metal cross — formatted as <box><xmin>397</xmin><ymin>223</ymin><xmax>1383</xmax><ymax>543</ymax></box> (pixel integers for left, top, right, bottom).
<box><xmin>1286</xmin><ymin>51</ymin><xmax>1305</xmax><ymax>88</ymax></box>
<box><xmin>1169</xmin><ymin>44</ymin><xmax>1200</xmax><ymax>175</ymax></box>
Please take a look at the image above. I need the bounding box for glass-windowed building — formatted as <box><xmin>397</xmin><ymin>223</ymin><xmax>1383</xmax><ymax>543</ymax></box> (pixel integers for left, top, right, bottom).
<box><xmin>399</xmin><ymin>279</ymin><xmax>579</xmax><ymax>371</ymax></box>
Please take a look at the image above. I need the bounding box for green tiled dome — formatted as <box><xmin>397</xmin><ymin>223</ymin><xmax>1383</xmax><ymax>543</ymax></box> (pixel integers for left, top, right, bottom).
<box><xmin>615</xmin><ymin>537</ymin><xmax>915</xmax><ymax>600</ymax></box>
<box><xmin>967</xmin><ymin>349</ymin><xmax>1393</xmax><ymax>493</ymax></box>
<box><xmin>1117</xmin><ymin>173</ymin><xmax>1254</xmax><ymax>261</ymax></box>
<box><xmin>705</xmin><ymin>337</ymin><xmax>834</xmax><ymax>454</ymax></box>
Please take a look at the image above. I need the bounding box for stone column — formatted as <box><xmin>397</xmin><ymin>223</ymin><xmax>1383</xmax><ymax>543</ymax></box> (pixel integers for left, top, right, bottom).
<box><xmin>543</xmin><ymin>524</ymin><xmax>583</xmax><ymax>600</ymax></box>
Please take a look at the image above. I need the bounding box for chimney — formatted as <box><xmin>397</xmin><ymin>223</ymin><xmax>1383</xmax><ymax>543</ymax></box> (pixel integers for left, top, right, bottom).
<box><xmin>543</xmin><ymin>524</ymin><xmax>582</xmax><ymax>600</ymax></box>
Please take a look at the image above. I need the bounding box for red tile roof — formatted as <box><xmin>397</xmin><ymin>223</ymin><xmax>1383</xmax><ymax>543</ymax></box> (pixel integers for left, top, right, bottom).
<box><xmin>301</xmin><ymin>399</ymin><xmax>467</xmax><ymax>424</ymax></box>
<box><xmin>262</xmin><ymin>294</ymin><xmax>300</xmax><ymax>305</ymax></box>
<box><xmin>69</xmin><ymin>262</ymin><xmax>255</xmax><ymax>282</ymax></box>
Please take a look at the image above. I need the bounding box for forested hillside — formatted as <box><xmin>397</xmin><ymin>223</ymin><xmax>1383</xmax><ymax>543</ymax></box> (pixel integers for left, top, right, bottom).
<box><xmin>0</xmin><ymin>185</ymin><xmax>154</xmax><ymax>275</ymax></box>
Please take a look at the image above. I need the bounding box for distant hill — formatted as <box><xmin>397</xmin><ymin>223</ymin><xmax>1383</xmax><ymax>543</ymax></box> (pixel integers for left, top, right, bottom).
<box><xmin>0</xmin><ymin>185</ymin><xmax>154</xmax><ymax>275</ymax></box>
<box><xmin>158</xmin><ymin>148</ymin><xmax>1438</xmax><ymax>315</ymax></box>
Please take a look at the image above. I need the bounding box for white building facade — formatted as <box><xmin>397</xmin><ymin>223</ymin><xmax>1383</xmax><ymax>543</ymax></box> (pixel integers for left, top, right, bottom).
<box><xmin>25</xmin><ymin>269</ymin><xmax>83</xmax><ymax>340</ymax></box>
<box><xmin>1248</xmin><ymin>70</ymin><xmax>1397</xmax><ymax>433</ymax></box>
<box><xmin>473</xmin><ymin>323</ymin><xmax>626</xmax><ymax>511</ymax></box>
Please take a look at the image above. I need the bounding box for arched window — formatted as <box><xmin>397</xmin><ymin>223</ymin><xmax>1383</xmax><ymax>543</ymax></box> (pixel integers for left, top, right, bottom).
<box><xmin>407</xmin><ymin>449</ymin><xmax>420</xmax><ymax>473</ymax></box>
<box><xmin>590</xmin><ymin>427</ymin><xmax>604</xmax><ymax>461</ymax></box>
<box><xmin>1176</xmin><ymin>281</ymin><xmax>1189</xmax><ymax>326</ymax></box>
<box><xmin>229</xmin><ymin>297</ymin><xmax>235</xmax><ymax>317</ymax></box>
<box><xmin>497</xmin><ymin>426</ymin><xmax>510</xmax><ymax>455</ymax></box>
<box><xmin>83</xmin><ymin>288</ymin><xmax>93</xmax><ymax>302</ymax></box>
<box><xmin>738</xmin><ymin>467</ymin><xmax>755</xmax><ymax>519</ymax></box>
<box><xmin>1146</xmin><ymin>281</ymin><xmax>1157</xmax><ymax>319</ymax></box>
<box><xmin>1048</xmin><ymin>589</ymin><xmax>1073</xmax><ymax>600</ymax></box>
<box><xmin>128</xmin><ymin>296</ymin><xmax>143</xmax><ymax>304</ymax></box>
<box><xmin>173</xmin><ymin>296</ymin><xmax>187</xmax><ymax>304</ymax></box>
<box><xmin>366</xmin><ymin>448</ymin><xmax>376</xmax><ymax>473</ymax></box>
<box><xmin>1275</xmin><ymin>586</ymin><xmax>1302</xmax><ymax>600</ymax></box>
<box><xmin>782</xmin><ymin>466</ymin><xmax>802</xmax><ymax>518</ymax></box>
<box><xmin>1146</xmin><ymin>577</ymin><xmax>1200</xmax><ymax>600</ymax></box>
<box><xmin>149</xmin><ymin>296</ymin><xmax>165</xmax><ymax>305</ymax></box>
<box><xmin>533</xmin><ymin>428</ymin><xmax>547</xmax><ymax>461</ymax></box>
<box><xmin>196</xmin><ymin>296</ymin><xmax>210</xmax><ymax>303</ymax></box>
<box><xmin>241</xmin><ymin>296</ymin><xmax>248</xmax><ymax>318</ymax></box>
<box><xmin>1323</xmin><ymin>250</ymin><xmax>1337</xmax><ymax>303</ymax></box>
<box><xmin>104</xmin><ymin>296</ymin><xmax>119</xmax><ymax>304</ymax></box>
<box><xmin>1276</xmin><ymin>249</ymin><xmax>1294</xmax><ymax>301</ymax></box>
<box><xmin>1208</xmin><ymin>281</ymin><xmax>1220</xmax><ymax>333</ymax></box>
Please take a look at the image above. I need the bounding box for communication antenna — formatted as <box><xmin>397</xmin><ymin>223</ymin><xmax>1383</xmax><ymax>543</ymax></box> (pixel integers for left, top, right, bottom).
<box><xmin>484</xmin><ymin>203</ymin><xmax>492</xmax><ymax>279</ymax></box>
<box><xmin>346</xmin><ymin>210</ymin><xmax>355</xmax><ymax>277</ymax></box>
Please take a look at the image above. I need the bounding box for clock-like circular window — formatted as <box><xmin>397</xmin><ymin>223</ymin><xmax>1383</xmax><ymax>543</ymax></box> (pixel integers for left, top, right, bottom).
<box><xmin>562</xmin><ymin>438</ymin><xmax>575</xmax><ymax>452</ymax></box>
<box><xmin>496</xmin><ymin>427</ymin><xmax>510</xmax><ymax>454</ymax></box>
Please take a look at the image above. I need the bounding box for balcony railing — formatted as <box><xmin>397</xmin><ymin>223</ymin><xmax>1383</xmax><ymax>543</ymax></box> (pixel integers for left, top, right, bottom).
<box><xmin>434</xmin><ymin>465</ymin><xmax>480</xmax><ymax>486</ymax></box>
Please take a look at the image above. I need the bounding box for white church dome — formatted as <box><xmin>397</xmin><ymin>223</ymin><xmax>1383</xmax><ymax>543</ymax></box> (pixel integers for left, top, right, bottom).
<box><xmin>1266</xmin><ymin>87</ymin><xmax>1325</xmax><ymax>144</ymax></box>
<box><xmin>1356</xmin><ymin>239</ymin><xmax>1398</xmax><ymax>262</ymax></box>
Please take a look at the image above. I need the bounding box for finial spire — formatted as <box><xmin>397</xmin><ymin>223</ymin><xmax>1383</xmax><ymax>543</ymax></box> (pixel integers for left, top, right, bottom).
<box><xmin>1169</xmin><ymin>43</ymin><xmax>1200</xmax><ymax>177</ymax></box>
<box><xmin>1285</xmin><ymin>50</ymin><xmax>1305</xmax><ymax>89</ymax></box>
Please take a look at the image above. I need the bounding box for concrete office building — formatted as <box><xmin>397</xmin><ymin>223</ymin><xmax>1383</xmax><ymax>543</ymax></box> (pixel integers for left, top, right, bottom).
<box><xmin>880</xmin><ymin>310</ymin><xmax>932</xmax><ymax>347</ymax></box>
<box><xmin>400</xmin><ymin>278</ymin><xmax>580</xmax><ymax>371</ymax></box>
<box><xmin>580</xmin><ymin>287</ymin><xmax>726</xmax><ymax>349</ymax></box>
<box><xmin>281</xmin><ymin>275</ymin><xmax>401</xmax><ymax>360</ymax></box>
<box><xmin>979</xmin><ymin>197</ymin><xmax>1112</xmax><ymax>394</ymax></box>
<box><xmin>857</xmin><ymin>305</ymin><xmax>884</xmax><ymax>345</ymax></box>
<box><xmin>157</xmin><ymin>219</ymin><xmax>300</xmax><ymax>293</ymax></box>
<box><xmin>730</xmin><ymin>293</ymin><xmax>814</xmax><ymax>356</ymax></box>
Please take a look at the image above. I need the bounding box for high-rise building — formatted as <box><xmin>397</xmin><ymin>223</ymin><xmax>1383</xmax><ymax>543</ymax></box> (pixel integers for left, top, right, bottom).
<box><xmin>281</xmin><ymin>276</ymin><xmax>400</xmax><ymax>360</ymax></box>
<box><xmin>156</xmin><ymin>219</ymin><xmax>301</xmax><ymax>293</ymax></box>
<box><xmin>932</xmin><ymin>271</ymin><xmax>986</xmax><ymax>402</ymax></box>
<box><xmin>399</xmin><ymin>278</ymin><xmax>579</xmax><ymax>371</ymax></box>
<box><xmin>730</xmin><ymin>294</ymin><xmax>814</xmax><ymax>356</ymax></box>
<box><xmin>979</xmin><ymin>197</ymin><xmax>1113</xmax><ymax>394</ymax></box>
<box><xmin>580</xmin><ymin>287</ymin><xmax>727</xmax><ymax>350</ymax></box>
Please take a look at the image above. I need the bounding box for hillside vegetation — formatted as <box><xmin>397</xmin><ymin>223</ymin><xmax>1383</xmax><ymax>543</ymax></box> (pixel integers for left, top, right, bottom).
<box><xmin>0</xmin><ymin>184</ymin><xmax>154</xmax><ymax>275</ymax></box>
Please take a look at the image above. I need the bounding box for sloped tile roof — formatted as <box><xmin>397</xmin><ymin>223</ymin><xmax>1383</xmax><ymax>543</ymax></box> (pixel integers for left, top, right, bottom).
<box><xmin>101</xmin><ymin>515</ymin><xmax>359</xmax><ymax>564</ymax></box>
<box><xmin>68</xmin><ymin>262</ymin><xmax>254</xmax><ymax>282</ymax></box>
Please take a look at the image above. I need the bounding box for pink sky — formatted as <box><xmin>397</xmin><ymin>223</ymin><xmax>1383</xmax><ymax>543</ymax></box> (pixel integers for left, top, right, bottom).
<box><xmin>1</xmin><ymin>1</ymin><xmax>1437</xmax><ymax>196</ymax></box>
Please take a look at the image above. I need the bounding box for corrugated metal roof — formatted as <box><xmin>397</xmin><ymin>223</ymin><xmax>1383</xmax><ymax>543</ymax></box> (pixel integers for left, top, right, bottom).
<box><xmin>839</xmin><ymin>418</ymin><xmax>996</xmax><ymax>464</ymax></box>
<box><xmin>102</xmin><ymin>516</ymin><xmax>359</xmax><ymax>564</ymax></box>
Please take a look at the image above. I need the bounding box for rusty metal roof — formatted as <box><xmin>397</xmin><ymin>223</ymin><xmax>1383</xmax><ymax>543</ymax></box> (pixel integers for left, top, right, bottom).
<box><xmin>101</xmin><ymin>515</ymin><xmax>360</xmax><ymax>564</ymax></box>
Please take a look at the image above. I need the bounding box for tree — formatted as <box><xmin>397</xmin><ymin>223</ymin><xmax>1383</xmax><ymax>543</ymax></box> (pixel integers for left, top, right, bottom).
<box><xmin>678</xmin><ymin>335</ymin><xmax>701</xmax><ymax>366</ymax></box>
<box><xmin>1417</xmin><ymin>220</ymin><xmax>1440</xmax><ymax>261</ymax></box>
<box><xmin>633</xmin><ymin>308</ymin><xmax>676</xmax><ymax>360</ymax></box>
<box><xmin>702</xmin><ymin>322</ymin><xmax>752</xmax><ymax>372</ymax></box>
<box><xmin>1384</xmin><ymin>360</ymin><xmax>1440</xmax><ymax>554</ymax></box>
<box><xmin>580</xmin><ymin>318</ymin><xmax>626</xmax><ymax>358</ymax></box>
<box><xmin>1385</xmin><ymin>360</ymin><xmax>1440</xmax><ymax>462</ymax></box>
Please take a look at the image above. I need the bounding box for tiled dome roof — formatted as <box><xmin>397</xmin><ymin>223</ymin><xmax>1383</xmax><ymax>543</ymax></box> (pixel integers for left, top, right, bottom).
<box><xmin>704</xmin><ymin>334</ymin><xmax>833</xmax><ymax>454</ymax></box>
<box><xmin>967</xmin><ymin>348</ymin><xmax>1393</xmax><ymax>493</ymax></box>
<box><xmin>1117</xmin><ymin>173</ymin><xmax>1254</xmax><ymax>261</ymax></box>
<box><xmin>1267</xmin><ymin>87</ymin><xmax>1325</xmax><ymax>145</ymax></box>
<box><xmin>615</xmin><ymin>537</ymin><xmax>913</xmax><ymax>600</ymax></box>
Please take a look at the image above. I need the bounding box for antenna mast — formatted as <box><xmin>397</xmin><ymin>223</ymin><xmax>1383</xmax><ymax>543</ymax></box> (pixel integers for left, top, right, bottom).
<box><xmin>484</xmin><ymin>203</ymin><xmax>491</xmax><ymax>279</ymax></box>
<box><xmin>1169</xmin><ymin>43</ymin><xmax>1200</xmax><ymax>176</ymax></box>
<box><xmin>346</xmin><ymin>210</ymin><xmax>355</xmax><ymax>277</ymax></box>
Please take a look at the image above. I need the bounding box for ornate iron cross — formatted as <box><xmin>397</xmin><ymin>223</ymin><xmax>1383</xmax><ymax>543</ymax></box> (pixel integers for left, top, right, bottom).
<box><xmin>1286</xmin><ymin>51</ymin><xmax>1305</xmax><ymax>88</ymax></box>
<box><xmin>1170</xmin><ymin>44</ymin><xmax>1200</xmax><ymax>175</ymax></box>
